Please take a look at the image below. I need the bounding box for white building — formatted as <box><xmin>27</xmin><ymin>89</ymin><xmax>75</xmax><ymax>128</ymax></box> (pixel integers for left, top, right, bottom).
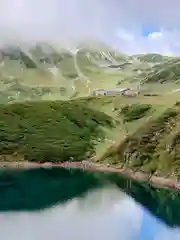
<box><xmin>92</xmin><ymin>88</ymin><xmax>130</xmax><ymax>96</ymax></box>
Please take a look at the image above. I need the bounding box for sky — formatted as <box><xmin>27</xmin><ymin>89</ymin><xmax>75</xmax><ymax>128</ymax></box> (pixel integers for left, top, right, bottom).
<box><xmin>0</xmin><ymin>0</ymin><xmax>180</xmax><ymax>55</ymax></box>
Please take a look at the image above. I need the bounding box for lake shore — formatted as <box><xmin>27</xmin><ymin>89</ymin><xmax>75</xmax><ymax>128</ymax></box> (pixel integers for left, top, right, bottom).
<box><xmin>0</xmin><ymin>161</ymin><xmax>179</xmax><ymax>191</ymax></box>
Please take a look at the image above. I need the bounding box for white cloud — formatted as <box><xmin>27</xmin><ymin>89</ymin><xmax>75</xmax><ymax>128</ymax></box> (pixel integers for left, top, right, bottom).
<box><xmin>0</xmin><ymin>0</ymin><xmax>180</xmax><ymax>55</ymax></box>
<box><xmin>0</xmin><ymin>186</ymin><xmax>143</xmax><ymax>240</ymax></box>
<box><xmin>148</xmin><ymin>32</ymin><xmax>164</xmax><ymax>39</ymax></box>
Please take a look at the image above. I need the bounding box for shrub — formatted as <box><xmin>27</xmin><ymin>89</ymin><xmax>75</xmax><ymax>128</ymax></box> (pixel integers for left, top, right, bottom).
<box><xmin>0</xmin><ymin>100</ymin><xmax>113</xmax><ymax>162</ymax></box>
<box><xmin>120</xmin><ymin>103</ymin><xmax>151</xmax><ymax>122</ymax></box>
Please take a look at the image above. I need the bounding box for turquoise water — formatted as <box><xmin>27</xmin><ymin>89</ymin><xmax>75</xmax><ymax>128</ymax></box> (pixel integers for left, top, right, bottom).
<box><xmin>0</xmin><ymin>167</ymin><xmax>180</xmax><ymax>239</ymax></box>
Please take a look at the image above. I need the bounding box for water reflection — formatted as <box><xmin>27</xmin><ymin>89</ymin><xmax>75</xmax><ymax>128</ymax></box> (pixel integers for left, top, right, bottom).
<box><xmin>0</xmin><ymin>168</ymin><xmax>179</xmax><ymax>239</ymax></box>
<box><xmin>0</xmin><ymin>185</ymin><xmax>143</xmax><ymax>240</ymax></box>
<box><xmin>137</xmin><ymin>208</ymin><xmax>180</xmax><ymax>240</ymax></box>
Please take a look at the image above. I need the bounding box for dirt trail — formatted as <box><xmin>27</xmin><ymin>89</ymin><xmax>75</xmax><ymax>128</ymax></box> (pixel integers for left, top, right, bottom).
<box><xmin>0</xmin><ymin>161</ymin><xmax>180</xmax><ymax>191</ymax></box>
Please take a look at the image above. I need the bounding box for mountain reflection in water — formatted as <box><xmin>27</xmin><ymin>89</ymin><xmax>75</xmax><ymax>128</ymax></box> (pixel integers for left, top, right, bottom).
<box><xmin>0</xmin><ymin>167</ymin><xmax>180</xmax><ymax>239</ymax></box>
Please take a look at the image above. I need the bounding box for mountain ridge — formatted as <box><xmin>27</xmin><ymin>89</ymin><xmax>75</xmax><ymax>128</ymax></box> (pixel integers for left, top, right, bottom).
<box><xmin>1</xmin><ymin>41</ymin><xmax>180</xmax><ymax>180</ymax></box>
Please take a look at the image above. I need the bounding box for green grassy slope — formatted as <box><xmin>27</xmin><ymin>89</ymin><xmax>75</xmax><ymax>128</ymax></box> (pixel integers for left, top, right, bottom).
<box><xmin>2</xmin><ymin>43</ymin><xmax>179</xmax><ymax>102</ymax></box>
<box><xmin>141</xmin><ymin>58</ymin><xmax>180</xmax><ymax>84</ymax></box>
<box><xmin>74</xmin><ymin>90</ymin><xmax>180</xmax><ymax>178</ymax></box>
<box><xmin>0</xmin><ymin>43</ymin><xmax>132</xmax><ymax>101</ymax></box>
<box><xmin>133</xmin><ymin>53</ymin><xmax>172</xmax><ymax>63</ymax></box>
<box><xmin>0</xmin><ymin>100</ymin><xmax>113</xmax><ymax>162</ymax></box>
<box><xmin>2</xmin><ymin>42</ymin><xmax>180</xmax><ymax>178</ymax></box>
<box><xmin>96</xmin><ymin>99</ymin><xmax>180</xmax><ymax>178</ymax></box>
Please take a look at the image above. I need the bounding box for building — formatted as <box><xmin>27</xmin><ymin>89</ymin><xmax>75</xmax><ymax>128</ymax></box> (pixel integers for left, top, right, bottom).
<box><xmin>92</xmin><ymin>88</ymin><xmax>130</xmax><ymax>96</ymax></box>
<box><xmin>122</xmin><ymin>89</ymin><xmax>140</xmax><ymax>97</ymax></box>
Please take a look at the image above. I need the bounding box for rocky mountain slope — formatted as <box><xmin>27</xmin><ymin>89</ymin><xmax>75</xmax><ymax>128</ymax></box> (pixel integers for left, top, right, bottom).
<box><xmin>0</xmin><ymin>42</ymin><xmax>162</xmax><ymax>102</ymax></box>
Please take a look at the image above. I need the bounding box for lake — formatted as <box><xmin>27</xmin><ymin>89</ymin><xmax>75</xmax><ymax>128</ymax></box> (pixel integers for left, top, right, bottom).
<box><xmin>0</xmin><ymin>167</ymin><xmax>180</xmax><ymax>239</ymax></box>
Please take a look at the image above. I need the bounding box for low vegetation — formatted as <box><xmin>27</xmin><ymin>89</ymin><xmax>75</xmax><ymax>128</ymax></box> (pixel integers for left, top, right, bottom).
<box><xmin>0</xmin><ymin>100</ymin><xmax>113</xmax><ymax>162</ymax></box>
<box><xmin>143</xmin><ymin>59</ymin><xmax>180</xmax><ymax>84</ymax></box>
<box><xmin>105</xmin><ymin>105</ymin><xmax>180</xmax><ymax>178</ymax></box>
<box><xmin>134</xmin><ymin>53</ymin><xmax>168</xmax><ymax>63</ymax></box>
<box><xmin>119</xmin><ymin>103</ymin><xmax>151</xmax><ymax>122</ymax></box>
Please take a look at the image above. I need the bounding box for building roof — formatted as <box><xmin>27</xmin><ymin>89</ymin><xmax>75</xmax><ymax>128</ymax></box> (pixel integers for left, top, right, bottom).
<box><xmin>93</xmin><ymin>88</ymin><xmax>129</xmax><ymax>92</ymax></box>
<box><xmin>106</xmin><ymin>88</ymin><xmax>129</xmax><ymax>92</ymax></box>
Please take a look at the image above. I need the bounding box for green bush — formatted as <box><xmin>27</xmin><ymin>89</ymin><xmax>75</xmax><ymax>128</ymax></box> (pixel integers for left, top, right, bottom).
<box><xmin>120</xmin><ymin>103</ymin><xmax>151</xmax><ymax>122</ymax></box>
<box><xmin>0</xmin><ymin>100</ymin><xmax>113</xmax><ymax>162</ymax></box>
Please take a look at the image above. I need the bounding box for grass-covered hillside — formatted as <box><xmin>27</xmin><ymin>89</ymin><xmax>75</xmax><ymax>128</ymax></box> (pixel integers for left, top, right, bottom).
<box><xmin>133</xmin><ymin>53</ymin><xmax>171</xmax><ymax>63</ymax></box>
<box><xmin>75</xmin><ymin>89</ymin><xmax>180</xmax><ymax>179</ymax></box>
<box><xmin>0</xmin><ymin>100</ymin><xmax>113</xmax><ymax>162</ymax></box>
<box><xmin>2</xmin><ymin>42</ymin><xmax>180</xmax><ymax>178</ymax></box>
<box><xmin>96</xmin><ymin>99</ymin><xmax>180</xmax><ymax>179</ymax></box>
<box><xmin>0</xmin><ymin>43</ymin><xmax>132</xmax><ymax>101</ymax></box>
<box><xmin>1</xmin><ymin>43</ymin><xmax>179</xmax><ymax>102</ymax></box>
<box><xmin>140</xmin><ymin>58</ymin><xmax>180</xmax><ymax>84</ymax></box>
<box><xmin>0</xmin><ymin>42</ymin><xmax>164</xmax><ymax>102</ymax></box>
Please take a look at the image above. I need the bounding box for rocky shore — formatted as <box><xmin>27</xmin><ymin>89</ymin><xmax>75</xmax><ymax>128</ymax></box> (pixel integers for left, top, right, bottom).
<box><xmin>0</xmin><ymin>161</ymin><xmax>179</xmax><ymax>191</ymax></box>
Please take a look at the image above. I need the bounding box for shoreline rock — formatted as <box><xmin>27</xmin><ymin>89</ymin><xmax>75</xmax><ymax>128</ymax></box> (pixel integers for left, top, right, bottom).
<box><xmin>0</xmin><ymin>161</ymin><xmax>179</xmax><ymax>191</ymax></box>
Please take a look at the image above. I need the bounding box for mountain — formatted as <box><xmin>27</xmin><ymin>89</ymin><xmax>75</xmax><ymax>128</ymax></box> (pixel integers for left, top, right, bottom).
<box><xmin>141</xmin><ymin>58</ymin><xmax>180</xmax><ymax>84</ymax></box>
<box><xmin>1</xmin><ymin>41</ymin><xmax>180</xmax><ymax>179</ymax></box>
<box><xmin>133</xmin><ymin>53</ymin><xmax>172</xmax><ymax>63</ymax></box>
<box><xmin>0</xmin><ymin>42</ymin><xmax>134</xmax><ymax>101</ymax></box>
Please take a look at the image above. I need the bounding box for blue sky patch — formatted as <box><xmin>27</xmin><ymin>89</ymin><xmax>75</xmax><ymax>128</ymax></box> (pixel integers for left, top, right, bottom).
<box><xmin>142</xmin><ymin>25</ymin><xmax>160</xmax><ymax>37</ymax></box>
